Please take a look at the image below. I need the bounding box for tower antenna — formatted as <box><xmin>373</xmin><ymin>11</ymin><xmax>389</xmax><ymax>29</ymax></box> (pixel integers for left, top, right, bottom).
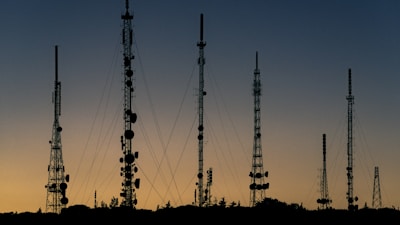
<box><xmin>45</xmin><ymin>45</ymin><xmax>69</xmax><ymax>214</ymax></box>
<box><xmin>346</xmin><ymin>68</ymin><xmax>358</xmax><ymax>211</ymax></box>
<box><xmin>317</xmin><ymin>133</ymin><xmax>331</xmax><ymax>209</ymax></box>
<box><xmin>205</xmin><ymin>167</ymin><xmax>213</xmax><ymax>206</ymax></box>
<box><xmin>119</xmin><ymin>0</ymin><xmax>140</xmax><ymax>208</ymax></box>
<box><xmin>196</xmin><ymin>13</ymin><xmax>206</xmax><ymax>207</ymax></box>
<box><xmin>372</xmin><ymin>166</ymin><xmax>382</xmax><ymax>208</ymax></box>
<box><xmin>249</xmin><ymin>51</ymin><xmax>269</xmax><ymax>207</ymax></box>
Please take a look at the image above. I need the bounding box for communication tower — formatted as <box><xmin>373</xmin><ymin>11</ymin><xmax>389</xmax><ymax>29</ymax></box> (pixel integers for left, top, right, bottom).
<box><xmin>45</xmin><ymin>45</ymin><xmax>69</xmax><ymax>214</ymax></box>
<box><xmin>249</xmin><ymin>52</ymin><xmax>269</xmax><ymax>207</ymax></box>
<box><xmin>195</xmin><ymin>13</ymin><xmax>207</xmax><ymax>207</ymax></box>
<box><xmin>94</xmin><ymin>190</ymin><xmax>97</xmax><ymax>209</ymax></box>
<box><xmin>317</xmin><ymin>133</ymin><xmax>331</xmax><ymax>209</ymax></box>
<box><xmin>119</xmin><ymin>0</ymin><xmax>140</xmax><ymax>208</ymax></box>
<box><xmin>372</xmin><ymin>166</ymin><xmax>382</xmax><ymax>208</ymax></box>
<box><xmin>205</xmin><ymin>167</ymin><xmax>213</xmax><ymax>206</ymax></box>
<box><xmin>346</xmin><ymin>68</ymin><xmax>358</xmax><ymax>211</ymax></box>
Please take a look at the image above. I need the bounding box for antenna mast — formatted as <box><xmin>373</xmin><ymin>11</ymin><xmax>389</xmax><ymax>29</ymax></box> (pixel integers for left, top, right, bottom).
<box><xmin>45</xmin><ymin>45</ymin><xmax>69</xmax><ymax>214</ymax></box>
<box><xmin>317</xmin><ymin>133</ymin><xmax>331</xmax><ymax>209</ymax></box>
<box><xmin>249</xmin><ymin>51</ymin><xmax>269</xmax><ymax>207</ymax></box>
<box><xmin>196</xmin><ymin>13</ymin><xmax>206</xmax><ymax>207</ymax></box>
<box><xmin>372</xmin><ymin>166</ymin><xmax>382</xmax><ymax>208</ymax></box>
<box><xmin>346</xmin><ymin>68</ymin><xmax>358</xmax><ymax>211</ymax></box>
<box><xmin>119</xmin><ymin>0</ymin><xmax>140</xmax><ymax>208</ymax></box>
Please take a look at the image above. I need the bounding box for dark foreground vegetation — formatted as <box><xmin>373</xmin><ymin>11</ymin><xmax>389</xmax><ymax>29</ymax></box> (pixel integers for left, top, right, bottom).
<box><xmin>1</xmin><ymin>198</ymin><xmax>399</xmax><ymax>224</ymax></box>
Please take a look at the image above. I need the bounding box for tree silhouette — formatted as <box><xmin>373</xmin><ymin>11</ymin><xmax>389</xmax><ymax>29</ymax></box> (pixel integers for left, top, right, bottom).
<box><xmin>110</xmin><ymin>196</ymin><xmax>118</xmax><ymax>208</ymax></box>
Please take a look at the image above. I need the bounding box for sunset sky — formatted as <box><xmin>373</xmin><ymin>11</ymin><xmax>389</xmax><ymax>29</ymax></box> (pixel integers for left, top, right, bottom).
<box><xmin>1</xmin><ymin>0</ymin><xmax>400</xmax><ymax>213</ymax></box>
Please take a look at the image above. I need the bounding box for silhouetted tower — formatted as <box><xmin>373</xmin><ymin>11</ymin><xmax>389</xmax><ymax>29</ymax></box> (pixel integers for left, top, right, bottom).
<box><xmin>119</xmin><ymin>0</ymin><xmax>140</xmax><ymax>208</ymax></box>
<box><xmin>196</xmin><ymin>13</ymin><xmax>207</xmax><ymax>207</ymax></box>
<box><xmin>45</xmin><ymin>45</ymin><xmax>69</xmax><ymax>214</ymax></box>
<box><xmin>205</xmin><ymin>167</ymin><xmax>213</xmax><ymax>206</ymax></box>
<box><xmin>249</xmin><ymin>51</ymin><xmax>269</xmax><ymax>207</ymax></box>
<box><xmin>317</xmin><ymin>133</ymin><xmax>331</xmax><ymax>209</ymax></box>
<box><xmin>94</xmin><ymin>190</ymin><xmax>97</xmax><ymax>209</ymax></box>
<box><xmin>372</xmin><ymin>166</ymin><xmax>382</xmax><ymax>208</ymax></box>
<box><xmin>346</xmin><ymin>68</ymin><xmax>358</xmax><ymax>211</ymax></box>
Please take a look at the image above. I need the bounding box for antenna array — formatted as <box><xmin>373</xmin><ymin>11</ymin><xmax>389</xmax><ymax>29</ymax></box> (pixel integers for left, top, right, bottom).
<box><xmin>346</xmin><ymin>68</ymin><xmax>358</xmax><ymax>211</ymax></box>
<box><xmin>45</xmin><ymin>45</ymin><xmax>69</xmax><ymax>214</ymax></box>
<box><xmin>317</xmin><ymin>133</ymin><xmax>331</xmax><ymax>209</ymax></box>
<box><xmin>119</xmin><ymin>0</ymin><xmax>140</xmax><ymax>208</ymax></box>
<box><xmin>195</xmin><ymin>13</ymin><xmax>207</xmax><ymax>207</ymax></box>
<box><xmin>249</xmin><ymin>52</ymin><xmax>269</xmax><ymax>207</ymax></box>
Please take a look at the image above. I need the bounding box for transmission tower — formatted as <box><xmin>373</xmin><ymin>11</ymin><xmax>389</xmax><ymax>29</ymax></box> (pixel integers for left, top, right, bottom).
<box><xmin>45</xmin><ymin>45</ymin><xmax>69</xmax><ymax>214</ymax></box>
<box><xmin>372</xmin><ymin>166</ymin><xmax>382</xmax><ymax>208</ymax></box>
<box><xmin>249</xmin><ymin>51</ymin><xmax>269</xmax><ymax>207</ymax></box>
<box><xmin>205</xmin><ymin>167</ymin><xmax>213</xmax><ymax>207</ymax></box>
<box><xmin>317</xmin><ymin>133</ymin><xmax>331</xmax><ymax>209</ymax></box>
<box><xmin>195</xmin><ymin>13</ymin><xmax>206</xmax><ymax>207</ymax></box>
<box><xmin>94</xmin><ymin>190</ymin><xmax>97</xmax><ymax>209</ymax></box>
<box><xmin>346</xmin><ymin>68</ymin><xmax>358</xmax><ymax>211</ymax></box>
<box><xmin>119</xmin><ymin>0</ymin><xmax>140</xmax><ymax>208</ymax></box>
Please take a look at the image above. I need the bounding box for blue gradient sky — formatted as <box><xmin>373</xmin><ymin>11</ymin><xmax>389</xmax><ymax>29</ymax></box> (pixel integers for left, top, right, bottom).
<box><xmin>0</xmin><ymin>0</ymin><xmax>399</xmax><ymax>212</ymax></box>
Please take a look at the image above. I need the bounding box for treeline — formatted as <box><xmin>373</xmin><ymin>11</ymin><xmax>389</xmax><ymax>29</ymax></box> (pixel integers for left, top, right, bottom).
<box><xmin>1</xmin><ymin>198</ymin><xmax>399</xmax><ymax>224</ymax></box>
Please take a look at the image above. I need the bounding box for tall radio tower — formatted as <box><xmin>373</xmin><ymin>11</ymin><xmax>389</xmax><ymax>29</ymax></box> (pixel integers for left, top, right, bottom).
<box><xmin>119</xmin><ymin>0</ymin><xmax>140</xmax><ymax>208</ymax></box>
<box><xmin>346</xmin><ymin>68</ymin><xmax>358</xmax><ymax>211</ymax></box>
<box><xmin>195</xmin><ymin>13</ymin><xmax>206</xmax><ymax>207</ymax></box>
<box><xmin>249</xmin><ymin>52</ymin><xmax>269</xmax><ymax>207</ymax></box>
<box><xmin>317</xmin><ymin>133</ymin><xmax>331</xmax><ymax>209</ymax></box>
<box><xmin>45</xmin><ymin>45</ymin><xmax>69</xmax><ymax>214</ymax></box>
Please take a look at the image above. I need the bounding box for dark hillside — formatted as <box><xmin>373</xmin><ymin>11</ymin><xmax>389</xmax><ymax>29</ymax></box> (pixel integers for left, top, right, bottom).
<box><xmin>1</xmin><ymin>200</ymin><xmax>399</xmax><ymax>225</ymax></box>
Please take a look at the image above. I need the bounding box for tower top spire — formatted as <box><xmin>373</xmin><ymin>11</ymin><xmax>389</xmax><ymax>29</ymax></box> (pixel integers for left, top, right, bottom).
<box><xmin>55</xmin><ymin>45</ymin><xmax>58</xmax><ymax>83</ymax></box>
<box><xmin>348</xmin><ymin>68</ymin><xmax>352</xmax><ymax>96</ymax></box>
<box><xmin>197</xmin><ymin>13</ymin><xmax>206</xmax><ymax>48</ymax></box>
<box><xmin>256</xmin><ymin>51</ymin><xmax>258</xmax><ymax>70</ymax></box>
<box><xmin>125</xmin><ymin>0</ymin><xmax>129</xmax><ymax>11</ymax></box>
<box><xmin>200</xmin><ymin>13</ymin><xmax>204</xmax><ymax>41</ymax></box>
<box><xmin>122</xmin><ymin>0</ymin><xmax>133</xmax><ymax>20</ymax></box>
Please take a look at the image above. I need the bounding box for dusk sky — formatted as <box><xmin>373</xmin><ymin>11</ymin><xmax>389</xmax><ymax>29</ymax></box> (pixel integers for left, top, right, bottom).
<box><xmin>1</xmin><ymin>0</ymin><xmax>400</xmax><ymax>213</ymax></box>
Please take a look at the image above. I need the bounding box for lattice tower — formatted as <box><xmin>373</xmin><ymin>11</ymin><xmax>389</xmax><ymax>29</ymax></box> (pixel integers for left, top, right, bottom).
<box><xmin>249</xmin><ymin>52</ymin><xmax>269</xmax><ymax>207</ymax></box>
<box><xmin>205</xmin><ymin>167</ymin><xmax>213</xmax><ymax>207</ymax></box>
<box><xmin>119</xmin><ymin>0</ymin><xmax>140</xmax><ymax>208</ymax></box>
<box><xmin>317</xmin><ymin>133</ymin><xmax>331</xmax><ymax>209</ymax></box>
<box><xmin>346</xmin><ymin>68</ymin><xmax>358</xmax><ymax>211</ymax></box>
<box><xmin>196</xmin><ymin>13</ymin><xmax>206</xmax><ymax>207</ymax></box>
<box><xmin>45</xmin><ymin>45</ymin><xmax>69</xmax><ymax>214</ymax></box>
<box><xmin>372</xmin><ymin>166</ymin><xmax>382</xmax><ymax>208</ymax></box>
